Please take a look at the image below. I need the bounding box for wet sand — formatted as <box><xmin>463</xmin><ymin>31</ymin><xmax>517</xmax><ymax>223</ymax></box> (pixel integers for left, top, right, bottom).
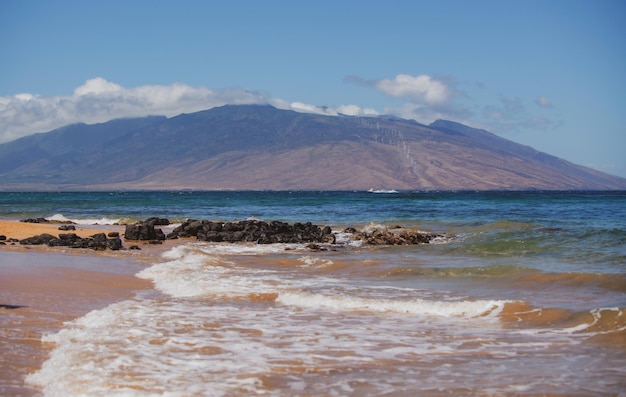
<box><xmin>0</xmin><ymin>221</ymin><xmax>156</xmax><ymax>397</ymax></box>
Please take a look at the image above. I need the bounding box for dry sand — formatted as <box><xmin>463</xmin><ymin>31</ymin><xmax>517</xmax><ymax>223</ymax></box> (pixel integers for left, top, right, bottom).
<box><xmin>0</xmin><ymin>220</ymin><xmax>159</xmax><ymax>397</ymax></box>
<box><xmin>0</xmin><ymin>219</ymin><xmax>124</xmax><ymax>241</ymax></box>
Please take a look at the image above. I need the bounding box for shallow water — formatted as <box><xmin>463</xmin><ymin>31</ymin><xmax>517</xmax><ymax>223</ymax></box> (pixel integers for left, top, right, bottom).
<box><xmin>1</xmin><ymin>191</ymin><xmax>624</xmax><ymax>395</ymax></box>
<box><xmin>0</xmin><ymin>250</ymin><xmax>148</xmax><ymax>397</ymax></box>
<box><xmin>21</xmin><ymin>242</ymin><xmax>625</xmax><ymax>396</ymax></box>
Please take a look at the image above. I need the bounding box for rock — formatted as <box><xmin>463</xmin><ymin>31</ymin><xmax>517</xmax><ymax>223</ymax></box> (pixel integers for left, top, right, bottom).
<box><xmin>107</xmin><ymin>231</ymin><xmax>119</xmax><ymax>238</ymax></box>
<box><xmin>124</xmin><ymin>218</ymin><xmax>169</xmax><ymax>241</ymax></box>
<box><xmin>0</xmin><ymin>235</ymin><xmax>5</xmax><ymax>241</ymax></box>
<box><xmin>305</xmin><ymin>243</ymin><xmax>326</xmax><ymax>251</ymax></box>
<box><xmin>19</xmin><ymin>231</ymin><xmax>124</xmax><ymax>251</ymax></box>
<box><xmin>47</xmin><ymin>233</ymin><xmax>79</xmax><ymax>247</ymax></box>
<box><xmin>350</xmin><ymin>229</ymin><xmax>441</xmax><ymax>245</ymax></box>
<box><xmin>19</xmin><ymin>233</ymin><xmax>56</xmax><ymax>245</ymax></box>
<box><xmin>89</xmin><ymin>233</ymin><xmax>109</xmax><ymax>250</ymax></box>
<box><xmin>168</xmin><ymin>219</ymin><xmax>336</xmax><ymax>245</ymax></box>
<box><xmin>129</xmin><ymin>245</ymin><xmax>141</xmax><ymax>250</ymax></box>
<box><xmin>124</xmin><ymin>222</ymin><xmax>164</xmax><ymax>241</ymax></box>
<box><xmin>58</xmin><ymin>225</ymin><xmax>76</xmax><ymax>231</ymax></box>
<box><xmin>144</xmin><ymin>217</ymin><xmax>170</xmax><ymax>226</ymax></box>
<box><xmin>20</xmin><ymin>218</ymin><xmax>50</xmax><ymax>224</ymax></box>
<box><xmin>107</xmin><ymin>238</ymin><xmax>123</xmax><ymax>250</ymax></box>
<box><xmin>59</xmin><ymin>233</ymin><xmax>80</xmax><ymax>241</ymax></box>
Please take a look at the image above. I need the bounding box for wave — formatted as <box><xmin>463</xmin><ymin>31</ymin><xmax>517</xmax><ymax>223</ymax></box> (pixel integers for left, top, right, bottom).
<box><xmin>277</xmin><ymin>291</ymin><xmax>508</xmax><ymax>319</ymax></box>
<box><xmin>45</xmin><ymin>213</ymin><xmax>123</xmax><ymax>225</ymax></box>
<box><xmin>139</xmin><ymin>244</ymin><xmax>509</xmax><ymax>321</ymax></box>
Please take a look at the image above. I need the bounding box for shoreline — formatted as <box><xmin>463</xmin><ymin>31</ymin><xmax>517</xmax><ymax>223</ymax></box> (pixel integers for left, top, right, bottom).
<box><xmin>0</xmin><ymin>220</ymin><xmax>163</xmax><ymax>397</ymax></box>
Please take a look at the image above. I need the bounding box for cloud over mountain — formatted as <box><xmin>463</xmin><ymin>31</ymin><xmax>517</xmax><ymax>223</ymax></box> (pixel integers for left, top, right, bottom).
<box><xmin>0</xmin><ymin>78</ymin><xmax>271</xmax><ymax>143</ymax></box>
<box><xmin>0</xmin><ymin>76</ymin><xmax>561</xmax><ymax>156</ymax></box>
<box><xmin>0</xmin><ymin>78</ymin><xmax>387</xmax><ymax>144</ymax></box>
<box><xmin>374</xmin><ymin>74</ymin><xmax>450</xmax><ymax>105</ymax></box>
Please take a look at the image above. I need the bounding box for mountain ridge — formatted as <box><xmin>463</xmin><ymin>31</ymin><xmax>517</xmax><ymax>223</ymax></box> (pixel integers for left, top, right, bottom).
<box><xmin>0</xmin><ymin>105</ymin><xmax>624</xmax><ymax>191</ymax></box>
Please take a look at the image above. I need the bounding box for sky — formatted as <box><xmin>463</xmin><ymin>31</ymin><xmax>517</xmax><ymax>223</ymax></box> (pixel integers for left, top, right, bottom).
<box><xmin>1</xmin><ymin>0</ymin><xmax>625</xmax><ymax>177</ymax></box>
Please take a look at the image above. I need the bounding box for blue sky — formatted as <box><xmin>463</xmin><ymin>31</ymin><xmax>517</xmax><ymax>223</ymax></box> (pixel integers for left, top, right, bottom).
<box><xmin>1</xmin><ymin>0</ymin><xmax>625</xmax><ymax>177</ymax></box>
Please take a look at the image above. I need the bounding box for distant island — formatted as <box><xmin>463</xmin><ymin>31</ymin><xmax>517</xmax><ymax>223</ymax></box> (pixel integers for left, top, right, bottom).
<box><xmin>1</xmin><ymin>104</ymin><xmax>625</xmax><ymax>191</ymax></box>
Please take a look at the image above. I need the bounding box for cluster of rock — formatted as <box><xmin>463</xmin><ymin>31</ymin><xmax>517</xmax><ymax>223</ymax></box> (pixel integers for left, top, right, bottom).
<box><xmin>124</xmin><ymin>217</ymin><xmax>169</xmax><ymax>242</ymax></box>
<box><xmin>124</xmin><ymin>218</ymin><xmax>441</xmax><ymax>246</ymax></box>
<box><xmin>20</xmin><ymin>217</ymin><xmax>53</xmax><ymax>224</ymax></box>
<box><xmin>124</xmin><ymin>218</ymin><xmax>336</xmax><ymax>244</ymax></box>
<box><xmin>348</xmin><ymin>228</ymin><xmax>441</xmax><ymax>245</ymax></box>
<box><xmin>0</xmin><ymin>235</ymin><xmax>17</xmax><ymax>245</ymax></box>
<box><xmin>173</xmin><ymin>219</ymin><xmax>335</xmax><ymax>244</ymax></box>
<box><xmin>7</xmin><ymin>216</ymin><xmax>443</xmax><ymax>250</ymax></box>
<box><xmin>19</xmin><ymin>232</ymin><xmax>123</xmax><ymax>250</ymax></box>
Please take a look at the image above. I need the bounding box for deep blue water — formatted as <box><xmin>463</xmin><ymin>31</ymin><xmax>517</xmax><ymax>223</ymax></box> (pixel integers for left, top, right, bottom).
<box><xmin>2</xmin><ymin>190</ymin><xmax>625</xmax><ymax>274</ymax></box>
<box><xmin>2</xmin><ymin>190</ymin><xmax>625</xmax><ymax>227</ymax></box>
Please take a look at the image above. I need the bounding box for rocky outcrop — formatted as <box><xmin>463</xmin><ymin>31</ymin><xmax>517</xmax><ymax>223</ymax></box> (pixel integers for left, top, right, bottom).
<box><xmin>350</xmin><ymin>229</ymin><xmax>441</xmax><ymax>245</ymax></box>
<box><xmin>19</xmin><ymin>232</ymin><xmax>123</xmax><ymax>250</ymax></box>
<box><xmin>19</xmin><ymin>233</ymin><xmax>57</xmax><ymax>245</ymax></box>
<box><xmin>124</xmin><ymin>222</ymin><xmax>166</xmax><ymax>241</ymax></box>
<box><xmin>12</xmin><ymin>216</ymin><xmax>443</xmax><ymax>250</ymax></box>
<box><xmin>168</xmin><ymin>219</ymin><xmax>336</xmax><ymax>244</ymax></box>
<box><xmin>20</xmin><ymin>218</ymin><xmax>52</xmax><ymax>224</ymax></box>
<box><xmin>166</xmin><ymin>218</ymin><xmax>441</xmax><ymax>245</ymax></box>
<box><xmin>20</xmin><ymin>217</ymin><xmax>75</xmax><ymax>224</ymax></box>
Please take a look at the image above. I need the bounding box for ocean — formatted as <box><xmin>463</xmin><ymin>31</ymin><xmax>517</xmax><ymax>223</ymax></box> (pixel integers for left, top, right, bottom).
<box><xmin>1</xmin><ymin>190</ymin><xmax>625</xmax><ymax>396</ymax></box>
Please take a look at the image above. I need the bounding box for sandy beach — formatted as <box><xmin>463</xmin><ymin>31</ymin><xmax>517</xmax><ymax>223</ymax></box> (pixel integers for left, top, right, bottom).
<box><xmin>0</xmin><ymin>219</ymin><xmax>125</xmax><ymax>242</ymax></box>
<box><xmin>0</xmin><ymin>220</ymin><xmax>156</xmax><ymax>397</ymax></box>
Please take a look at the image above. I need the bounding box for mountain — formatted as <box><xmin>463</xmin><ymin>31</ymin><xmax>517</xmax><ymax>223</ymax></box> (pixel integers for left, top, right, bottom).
<box><xmin>0</xmin><ymin>104</ymin><xmax>624</xmax><ymax>191</ymax></box>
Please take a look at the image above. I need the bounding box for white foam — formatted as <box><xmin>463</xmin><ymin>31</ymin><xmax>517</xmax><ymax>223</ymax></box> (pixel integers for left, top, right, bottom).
<box><xmin>362</xmin><ymin>221</ymin><xmax>388</xmax><ymax>233</ymax></box>
<box><xmin>26</xmin><ymin>237</ymin><xmax>626</xmax><ymax>396</ymax></box>
<box><xmin>46</xmin><ymin>213</ymin><xmax>121</xmax><ymax>225</ymax></box>
<box><xmin>137</xmin><ymin>244</ymin><xmax>297</xmax><ymax>299</ymax></box>
<box><xmin>276</xmin><ymin>291</ymin><xmax>508</xmax><ymax>318</ymax></box>
<box><xmin>25</xmin><ymin>297</ymin><xmax>481</xmax><ymax>396</ymax></box>
<box><xmin>27</xmin><ymin>281</ymin><xmax>620</xmax><ymax>396</ymax></box>
<box><xmin>429</xmin><ymin>234</ymin><xmax>453</xmax><ymax>244</ymax></box>
<box><xmin>297</xmin><ymin>255</ymin><xmax>334</xmax><ymax>268</ymax></box>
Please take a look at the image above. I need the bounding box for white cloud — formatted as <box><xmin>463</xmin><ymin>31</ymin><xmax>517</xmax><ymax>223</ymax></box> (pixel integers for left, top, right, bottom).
<box><xmin>289</xmin><ymin>102</ymin><xmax>338</xmax><ymax>116</ymax></box>
<box><xmin>0</xmin><ymin>78</ymin><xmax>272</xmax><ymax>143</ymax></box>
<box><xmin>535</xmin><ymin>96</ymin><xmax>553</xmax><ymax>108</ymax></box>
<box><xmin>344</xmin><ymin>73</ymin><xmax>470</xmax><ymax>124</ymax></box>
<box><xmin>74</xmin><ymin>77</ymin><xmax>122</xmax><ymax>96</ymax></box>
<box><xmin>374</xmin><ymin>74</ymin><xmax>450</xmax><ymax>105</ymax></box>
<box><xmin>335</xmin><ymin>104</ymin><xmax>378</xmax><ymax>116</ymax></box>
<box><xmin>0</xmin><ymin>77</ymin><xmax>386</xmax><ymax>144</ymax></box>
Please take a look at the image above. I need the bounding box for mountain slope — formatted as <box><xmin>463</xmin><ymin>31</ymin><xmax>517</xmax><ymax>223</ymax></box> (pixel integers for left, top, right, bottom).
<box><xmin>0</xmin><ymin>105</ymin><xmax>624</xmax><ymax>190</ymax></box>
<box><xmin>0</xmin><ymin>116</ymin><xmax>167</xmax><ymax>181</ymax></box>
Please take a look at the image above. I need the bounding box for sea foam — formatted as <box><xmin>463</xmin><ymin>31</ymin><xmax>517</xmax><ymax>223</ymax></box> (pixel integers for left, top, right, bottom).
<box><xmin>276</xmin><ymin>291</ymin><xmax>508</xmax><ymax>318</ymax></box>
<box><xmin>46</xmin><ymin>213</ymin><xmax>121</xmax><ymax>225</ymax></box>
